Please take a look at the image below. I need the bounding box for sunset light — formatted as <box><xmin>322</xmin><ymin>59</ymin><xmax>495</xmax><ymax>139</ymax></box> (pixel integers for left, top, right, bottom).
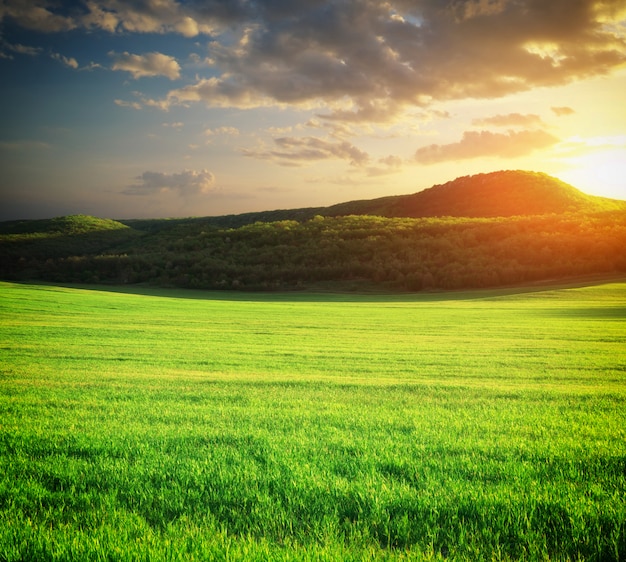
<box><xmin>2</xmin><ymin>3</ymin><xmax>626</xmax><ymax>559</ymax></box>
<box><xmin>554</xmin><ymin>143</ymin><xmax>626</xmax><ymax>200</ymax></box>
<box><xmin>1</xmin><ymin>1</ymin><xmax>625</xmax><ymax>219</ymax></box>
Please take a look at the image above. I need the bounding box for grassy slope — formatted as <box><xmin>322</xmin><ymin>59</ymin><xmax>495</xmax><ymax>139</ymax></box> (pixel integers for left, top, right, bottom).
<box><xmin>0</xmin><ymin>215</ymin><xmax>130</xmax><ymax>236</ymax></box>
<box><xmin>0</xmin><ymin>215</ymin><xmax>139</xmax><ymax>265</ymax></box>
<box><xmin>0</xmin><ymin>281</ymin><xmax>625</xmax><ymax>560</ymax></box>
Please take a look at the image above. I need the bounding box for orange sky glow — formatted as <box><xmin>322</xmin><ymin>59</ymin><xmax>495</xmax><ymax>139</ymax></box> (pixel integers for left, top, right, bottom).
<box><xmin>1</xmin><ymin>1</ymin><xmax>625</xmax><ymax>220</ymax></box>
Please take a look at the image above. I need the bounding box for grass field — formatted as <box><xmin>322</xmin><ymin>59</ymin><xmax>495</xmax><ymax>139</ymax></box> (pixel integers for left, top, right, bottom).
<box><xmin>0</xmin><ymin>280</ymin><xmax>625</xmax><ymax>561</ymax></box>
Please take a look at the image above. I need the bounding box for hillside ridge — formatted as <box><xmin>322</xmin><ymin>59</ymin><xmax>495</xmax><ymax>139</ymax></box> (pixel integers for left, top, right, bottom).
<box><xmin>319</xmin><ymin>170</ymin><xmax>624</xmax><ymax>219</ymax></box>
<box><xmin>2</xmin><ymin>170</ymin><xmax>625</xmax><ymax>292</ymax></box>
<box><xmin>0</xmin><ymin>214</ymin><xmax>129</xmax><ymax>236</ymax></box>
<box><xmin>1</xmin><ymin>171</ymin><xmax>621</xmax><ymax>233</ymax></box>
<box><xmin>121</xmin><ymin>169</ymin><xmax>626</xmax><ymax>230</ymax></box>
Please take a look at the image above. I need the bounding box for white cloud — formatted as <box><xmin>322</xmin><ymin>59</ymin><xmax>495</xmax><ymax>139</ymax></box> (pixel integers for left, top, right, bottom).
<box><xmin>0</xmin><ymin>1</ymin><xmax>76</xmax><ymax>32</ymax></box>
<box><xmin>204</xmin><ymin>126</ymin><xmax>240</xmax><ymax>136</ymax></box>
<box><xmin>114</xmin><ymin>99</ymin><xmax>142</xmax><ymax>110</ymax></box>
<box><xmin>365</xmin><ymin>154</ymin><xmax>404</xmax><ymax>177</ymax></box>
<box><xmin>163</xmin><ymin>121</ymin><xmax>184</xmax><ymax>129</ymax></box>
<box><xmin>415</xmin><ymin>130</ymin><xmax>560</xmax><ymax>164</ymax></box>
<box><xmin>110</xmin><ymin>51</ymin><xmax>181</xmax><ymax>80</ymax></box>
<box><xmin>81</xmin><ymin>0</ymin><xmax>216</xmax><ymax>37</ymax></box>
<box><xmin>142</xmin><ymin>0</ymin><xmax>626</xmax><ymax>122</ymax></box>
<box><xmin>3</xmin><ymin>1</ymin><xmax>626</xmax><ymax>126</ymax></box>
<box><xmin>124</xmin><ymin>169</ymin><xmax>216</xmax><ymax>196</ymax></box>
<box><xmin>243</xmin><ymin>136</ymin><xmax>370</xmax><ymax>167</ymax></box>
<box><xmin>51</xmin><ymin>52</ymin><xmax>78</xmax><ymax>69</ymax></box>
<box><xmin>551</xmin><ymin>106</ymin><xmax>576</xmax><ymax>116</ymax></box>
<box><xmin>82</xmin><ymin>1</ymin><xmax>119</xmax><ymax>33</ymax></box>
<box><xmin>1</xmin><ymin>41</ymin><xmax>42</xmax><ymax>57</ymax></box>
<box><xmin>472</xmin><ymin>113</ymin><xmax>545</xmax><ymax>128</ymax></box>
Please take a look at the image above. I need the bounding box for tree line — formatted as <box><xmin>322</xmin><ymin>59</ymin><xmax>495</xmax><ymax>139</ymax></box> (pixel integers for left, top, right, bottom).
<box><xmin>1</xmin><ymin>211</ymin><xmax>625</xmax><ymax>291</ymax></box>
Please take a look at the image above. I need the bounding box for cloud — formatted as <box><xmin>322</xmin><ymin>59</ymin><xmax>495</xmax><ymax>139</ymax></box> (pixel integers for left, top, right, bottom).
<box><xmin>0</xmin><ymin>1</ymin><xmax>76</xmax><ymax>32</ymax></box>
<box><xmin>204</xmin><ymin>126</ymin><xmax>239</xmax><ymax>136</ymax></box>
<box><xmin>124</xmin><ymin>169</ymin><xmax>216</xmax><ymax>196</ymax></box>
<box><xmin>83</xmin><ymin>0</ymin><xmax>225</xmax><ymax>36</ymax></box>
<box><xmin>243</xmin><ymin>136</ymin><xmax>370</xmax><ymax>167</ymax></box>
<box><xmin>204</xmin><ymin>126</ymin><xmax>240</xmax><ymax>145</ymax></box>
<box><xmin>551</xmin><ymin>106</ymin><xmax>576</xmax><ymax>116</ymax></box>
<box><xmin>114</xmin><ymin>99</ymin><xmax>142</xmax><ymax>110</ymax></box>
<box><xmin>365</xmin><ymin>155</ymin><xmax>404</xmax><ymax>177</ymax></box>
<box><xmin>163</xmin><ymin>121</ymin><xmax>184</xmax><ymax>129</ymax></box>
<box><xmin>79</xmin><ymin>61</ymin><xmax>104</xmax><ymax>71</ymax></box>
<box><xmin>472</xmin><ymin>113</ymin><xmax>544</xmax><ymax>128</ymax></box>
<box><xmin>4</xmin><ymin>1</ymin><xmax>626</xmax><ymax>123</ymax></box>
<box><xmin>0</xmin><ymin>39</ymin><xmax>84</xmax><ymax>70</ymax></box>
<box><xmin>414</xmin><ymin>129</ymin><xmax>560</xmax><ymax>164</ymax></box>
<box><xmin>0</xmin><ymin>140</ymin><xmax>50</xmax><ymax>150</ymax></box>
<box><xmin>146</xmin><ymin>0</ymin><xmax>626</xmax><ymax>120</ymax></box>
<box><xmin>81</xmin><ymin>1</ymin><xmax>119</xmax><ymax>33</ymax></box>
<box><xmin>0</xmin><ymin>0</ymin><xmax>219</xmax><ymax>36</ymax></box>
<box><xmin>0</xmin><ymin>40</ymin><xmax>42</xmax><ymax>58</ymax></box>
<box><xmin>110</xmin><ymin>51</ymin><xmax>181</xmax><ymax>79</ymax></box>
<box><xmin>51</xmin><ymin>52</ymin><xmax>78</xmax><ymax>69</ymax></box>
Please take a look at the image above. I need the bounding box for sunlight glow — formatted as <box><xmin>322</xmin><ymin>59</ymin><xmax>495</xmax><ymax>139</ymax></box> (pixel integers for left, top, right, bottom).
<box><xmin>523</xmin><ymin>42</ymin><xmax>566</xmax><ymax>65</ymax></box>
<box><xmin>555</xmin><ymin>147</ymin><xmax>626</xmax><ymax>200</ymax></box>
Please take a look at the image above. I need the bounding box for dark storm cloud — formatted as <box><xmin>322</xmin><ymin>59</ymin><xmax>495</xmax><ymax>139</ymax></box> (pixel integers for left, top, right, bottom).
<box><xmin>2</xmin><ymin>1</ymin><xmax>625</xmax><ymax>120</ymax></box>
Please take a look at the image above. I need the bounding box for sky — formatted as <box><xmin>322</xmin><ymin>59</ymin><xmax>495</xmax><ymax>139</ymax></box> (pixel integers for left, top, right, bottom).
<box><xmin>1</xmin><ymin>0</ymin><xmax>626</xmax><ymax>221</ymax></box>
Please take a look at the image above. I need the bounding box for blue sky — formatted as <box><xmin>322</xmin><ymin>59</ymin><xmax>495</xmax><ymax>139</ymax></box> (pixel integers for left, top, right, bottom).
<box><xmin>1</xmin><ymin>0</ymin><xmax>625</xmax><ymax>220</ymax></box>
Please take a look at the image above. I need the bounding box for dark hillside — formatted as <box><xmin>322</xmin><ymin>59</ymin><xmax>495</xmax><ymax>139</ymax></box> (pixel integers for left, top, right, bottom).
<box><xmin>324</xmin><ymin>170</ymin><xmax>625</xmax><ymax>219</ymax></box>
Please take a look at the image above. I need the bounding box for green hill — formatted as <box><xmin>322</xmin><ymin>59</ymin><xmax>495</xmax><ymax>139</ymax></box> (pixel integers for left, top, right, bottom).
<box><xmin>323</xmin><ymin>170</ymin><xmax>625</xmax><ymax>219</ymax></box>
<box><xmin>0</xmin><ymin>214</ymin><xmax>138</xmax><ymax>268</ymax></box>
<box><xmin>0</xmin><ymin>214</ymin><xmax>130</xmax><ymax>236</ymax></box>
<box><xmin>1</xmin><ymin>171</ymin><xmax>625</xmax><ymax>291</ymax></box>
<box><xmin>120</xmin><ymin>170</ymin><xmax>625</xmax><ymax>232</ymax></box>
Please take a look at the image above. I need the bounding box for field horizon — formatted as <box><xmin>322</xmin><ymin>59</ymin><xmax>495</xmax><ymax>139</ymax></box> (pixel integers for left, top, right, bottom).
<box><xmin>26</xmin><ymin>269</ymin><xmax>626</xmax><ymax>296</ymax></box>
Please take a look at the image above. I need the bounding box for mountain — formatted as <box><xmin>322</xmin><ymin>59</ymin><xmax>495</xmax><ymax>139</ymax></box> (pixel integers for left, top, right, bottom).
<box><xmin>121</xmin><ymin>170</ymin><xmax>624</xmax><ymax>231</ymax></box>
<box><xmin>2</xmin><ymin>170</ymin><xmax>625</xmax><ymax>292</ymax></box>
<box><xmin>321</xmin><ymin>170</ymin><xmax>625</xmax><ymax>219</ymax></box>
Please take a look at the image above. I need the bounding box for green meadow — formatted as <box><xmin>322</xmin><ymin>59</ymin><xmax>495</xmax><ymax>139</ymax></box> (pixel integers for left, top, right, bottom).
<box><xmin>0</xmin><ymin>280</ymin><xmax>625</xmax><ymax>561</ymax></box>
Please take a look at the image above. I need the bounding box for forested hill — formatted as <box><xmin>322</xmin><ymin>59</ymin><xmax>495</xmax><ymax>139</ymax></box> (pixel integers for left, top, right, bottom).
<box><xmin>1</xmin><ymin>170</ymin><xmax>626</xmax><ymax>292</ymax></box>
<box><xmin>329</xmin><ymin>170</ymin><xmax>625</xmax><ymax>219</ymax></box>
<box><xmin>121</xmin><ymin>170</ymin><xmax>626</xmax><ymax>230</ymax></box>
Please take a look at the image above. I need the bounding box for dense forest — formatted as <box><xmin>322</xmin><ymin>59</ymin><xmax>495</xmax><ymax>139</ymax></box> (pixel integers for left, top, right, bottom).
<box><xmin>2</xmin><ymin>171</ymin><xmax>625</xmax><ymax>292</ymax></box>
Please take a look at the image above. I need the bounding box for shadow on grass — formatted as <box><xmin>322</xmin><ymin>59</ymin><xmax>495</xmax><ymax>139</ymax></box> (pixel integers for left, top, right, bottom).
<box><xmin>545</xmin><ymin>306</ymin><xmax>626</xmax><ymax>320</ymax></box>
<box><xmin>7</xmin><ymin>273</ymin><xmax>625</xmax><ymax>304</ymax></box>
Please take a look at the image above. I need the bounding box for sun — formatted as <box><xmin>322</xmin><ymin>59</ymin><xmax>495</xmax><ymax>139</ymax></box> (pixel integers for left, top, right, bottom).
<box><xmin>552</xmin><ymin>143</ymin><xmax>626</xmax><ymax>201</ymax></box>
